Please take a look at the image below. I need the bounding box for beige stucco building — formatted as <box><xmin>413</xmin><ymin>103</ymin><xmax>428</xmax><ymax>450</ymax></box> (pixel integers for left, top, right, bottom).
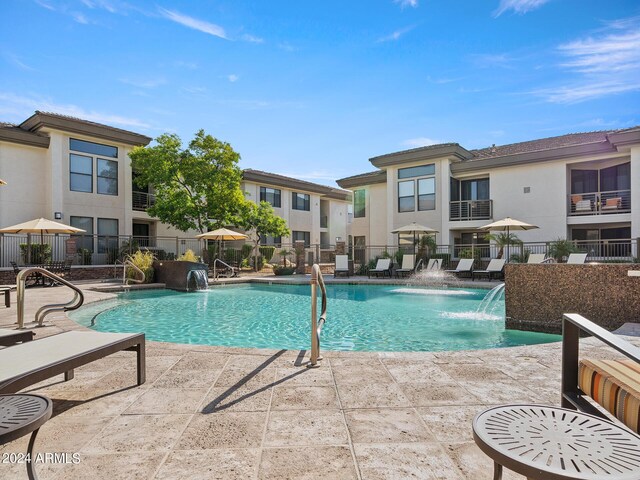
<box><xmin>337</xmin><ymin>128</ymin><xmax>640</xmax><ymax>258</ymax></box>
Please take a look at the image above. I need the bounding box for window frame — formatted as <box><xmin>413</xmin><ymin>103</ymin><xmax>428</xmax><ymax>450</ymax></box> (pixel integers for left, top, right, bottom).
<box><xmin>69</xmin><ymin>153</ymin><xmax>93</xmax><ymax>193</ymax></box>
<box><xmin>292</xmin><ymin>192</ymin><xmax>310</xmax><ymax>211</ymax></box>
<box><xmin>398</xmin><ymin>180</ymin><xmax>415</xmax><ymax>213</ymax></box>
<box><xmin>97</xmin><ymin>158</ymin><xmax>118</xmax><ymax>196</ymax></box>
<box><xmin>260</xmin><ymin>186</ymin><xmax>282</xmax><ymax>208</ymax></box>
<box><xmin>397</xmin><ymin>163</ymin><xmax>436</xmax><ymax>213</ymax></box>
<box><xmin>70</xmin><ymin>216</ymin><xmax>94</xmax><ymax>253</ymax></box>
<box><xmin>353</xmin><ymin>189</ymin><xmax>366</xmax><ymax>218</ymax></box>
<box><xmin>97</xmin><ymin>218</ymin><xmax>119</xmax><ymax>254</ymax></box>
<box><xmin>292</xmin><ymin>230</ymin><xmax>311</xmax><ymax>247</ymax></box>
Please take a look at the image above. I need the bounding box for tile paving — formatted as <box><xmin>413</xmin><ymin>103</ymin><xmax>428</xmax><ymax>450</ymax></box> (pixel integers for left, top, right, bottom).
<box><xmin>0</xmin><ymin>281</ymin><xmax>638</xmax><ymax>479</ymax></box>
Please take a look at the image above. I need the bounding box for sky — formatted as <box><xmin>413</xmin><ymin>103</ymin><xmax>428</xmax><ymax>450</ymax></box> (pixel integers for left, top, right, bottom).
<box><xmin>1</xmin><ymin>0</ymin><xmax>639</xmax><ymax>187</ymax></box>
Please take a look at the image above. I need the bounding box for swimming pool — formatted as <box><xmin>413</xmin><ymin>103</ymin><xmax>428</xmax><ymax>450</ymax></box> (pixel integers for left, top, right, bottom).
<box><xmin>71</xmin><ymin>283</ymin><xmax>560</xmax><ymax>352</ymax></box>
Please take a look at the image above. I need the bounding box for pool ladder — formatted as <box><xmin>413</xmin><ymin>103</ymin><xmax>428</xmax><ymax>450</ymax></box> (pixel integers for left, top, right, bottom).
<box><xmin>309</xmin><ymin>264</ymin><xmax>327</xmax><ymax>367</ymax></box>
<box><xmin>115</xmin><ymin>259</ymin><xmax>145</xmax><ymax>285</ymax></box>
<box><xmin>16</xmin><ymin>267</ymin><xmax>84</xmax><ymax>329</ymax></box>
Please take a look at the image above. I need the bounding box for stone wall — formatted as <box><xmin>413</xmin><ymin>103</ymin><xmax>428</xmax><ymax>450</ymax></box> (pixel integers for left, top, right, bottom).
<box><xmin>505</xmin><ymin>263</ymin><xmax>640</xmax><ymax>333</ymax></box>
<box><xmin>0</xmin><ymin>265</ymin><xmax>118</xmax><ymax>284</ymax></box>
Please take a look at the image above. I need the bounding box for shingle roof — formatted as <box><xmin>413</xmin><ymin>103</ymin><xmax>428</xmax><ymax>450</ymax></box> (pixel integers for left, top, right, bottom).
<box><xmin>242</xmin><ymin>169</ymin><xmax>351</xmax><ymax>199</ymax></box>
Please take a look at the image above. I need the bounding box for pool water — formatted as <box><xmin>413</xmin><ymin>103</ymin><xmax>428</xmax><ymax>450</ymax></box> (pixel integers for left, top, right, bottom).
<box><xmin>71</xmin><ymin>284</ymin><xmax>560</xmax><ymax>352</ymax></box>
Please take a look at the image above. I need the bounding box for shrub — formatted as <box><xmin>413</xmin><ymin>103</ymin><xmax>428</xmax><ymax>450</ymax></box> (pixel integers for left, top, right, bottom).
<box><xmin>126</xmin><ymin>250</ymin><xmax>155</xmax><ymax>283</ymax></box>
<box><xmin>259</xmin><ymin>246</ymin><xmax>276</xmax><ymax>263</ymax></box>
<box><xmin>19</xmin><ymin>243</ymin><xmax>52</xmax><ymax>264</ymax></box>
<box><xmin>273</xmin><ymin>265</ymin><xmax>295</xmax><ymax>275</ymax></box>
<box><xmin>548</xmin><ymin>238</ymin><xmax>579</xmax><ymax>263</ymax></box>
<box><xmin>241</xmin><ymin>244</ymin><xmax>253</xmax><ymax>259</ymax></box>
<box><xmin>394</xmin><ymin>250</ymin><xmax>404</xmax><ymax>265</ymax></box>
<box><xmin>78</xmin><ymin>248</ymin><xmax>92</xmax><ymax>265</ymax></box>
<box><xmin>510</xmin><ymin>249</ymin><xmax>531</xmax><ymax>264</ymax></box>
<box><xmin>177</xmin><ymin>249</ymin><xmax>199</xmax><ymax>262</ymax></box>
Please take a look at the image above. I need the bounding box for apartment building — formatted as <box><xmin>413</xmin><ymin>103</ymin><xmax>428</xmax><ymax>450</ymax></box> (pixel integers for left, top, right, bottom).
<box><xmin>0</xmin><ymin>112</ymin><xmax>351</xmax><ymax>265</ymax></box>
<box><xmin>337</xmin><ymin>128</ymin><xmax>640</xmax><ymax>256</ymax></box>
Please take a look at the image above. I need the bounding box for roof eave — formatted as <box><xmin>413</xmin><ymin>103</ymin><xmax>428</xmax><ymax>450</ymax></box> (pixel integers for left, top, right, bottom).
<box><xmin>242</xmin><ymin>169</ymin><xmax>350</xmax><ymax>199</ymax></box>
<box><xmin>370</xmin><ymin>144</ymin><xmax>473</xmax><ymax>168</ymax></box>
<box><xmin>608</xmin><ymin>129</ymin><xmax>640</xmax><ymax>150</ymax></box>
<box><xmin>336</xmin><ymin>171</ymin><xmax>387</xmax><ymax>189</ymax></box>
<box><xmin>0</xmin><ymin>128</ymin><xmax>50</xmax><ymax>148</ymax></box>
<box><xmin>20</xmin><ymin>112</ymin><xmax>151</xmax><ymax>146</ymax></box>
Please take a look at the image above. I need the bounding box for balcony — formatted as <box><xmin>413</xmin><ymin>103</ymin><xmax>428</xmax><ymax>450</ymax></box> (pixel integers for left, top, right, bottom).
<box><xmin>568</xmin><ymin>189</ymin><xmax>631</xmax><ymax>216</ymax></box>
<box><xmin>132</xmin><ymin>191</ymin><xmax>156</xmax><ymax>211</ymax></box>
<box><xmin>450</xmin><ymin>199</ymin><xmax>493</xmax><ymax>221</ymax></box>
<box><xmin>320</xmin><ymin>215</ymin><xmax>328</xmax><ymax>228</ymax></box>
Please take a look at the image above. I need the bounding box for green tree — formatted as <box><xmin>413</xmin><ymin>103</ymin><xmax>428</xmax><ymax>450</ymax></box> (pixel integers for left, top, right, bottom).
<box><xmin>483</xmin><ymin>232</ymin><xmax>522</xmax><ymax>259</ymax></box>
<box><xmin>129</xmin><ymin>130</ymin><xmax>246</xmax><ymax>233</ymax></box>
<box><xmin>239</xmin><ymin>201</ymin><xmax>291</xmax><ymax>271</ymax></box>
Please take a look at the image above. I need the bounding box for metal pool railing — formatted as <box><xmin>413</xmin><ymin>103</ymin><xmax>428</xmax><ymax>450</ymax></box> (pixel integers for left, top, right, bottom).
<box><xmin>309</xmin><ymin>264</ymin><xmax>327</xmax><ymax>367</ymax></box>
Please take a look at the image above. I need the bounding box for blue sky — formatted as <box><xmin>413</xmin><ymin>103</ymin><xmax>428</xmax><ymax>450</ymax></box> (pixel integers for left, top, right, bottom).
<box><xmin>1</xmin><ymin>0</ymin><xmax>639</xmax><ymax>186</ymax></box>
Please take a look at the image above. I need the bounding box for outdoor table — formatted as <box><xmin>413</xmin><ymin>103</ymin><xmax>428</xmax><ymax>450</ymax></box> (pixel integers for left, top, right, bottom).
<box><xmin>473</xmin><ymin>404</ymin><xmax>640</xmax><ymax>480</ymax></box>
<box><xmin>0</xmin><ymin>394</ymin><xmax>52</xmax><ymax>480</ymax></box>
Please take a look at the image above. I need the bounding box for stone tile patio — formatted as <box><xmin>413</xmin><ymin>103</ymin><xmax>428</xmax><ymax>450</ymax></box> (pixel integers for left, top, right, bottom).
<box><xmin>1</xmin><ymin>282</ymin><xmax>638</xmax><ymax>479</ymax></box>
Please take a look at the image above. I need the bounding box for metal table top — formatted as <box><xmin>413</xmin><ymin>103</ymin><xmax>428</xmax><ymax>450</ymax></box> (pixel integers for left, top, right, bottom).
<box><xmin>0</xmin><ymin>394</ymin><xmax>52</xmax><ymax>445</ymax></box>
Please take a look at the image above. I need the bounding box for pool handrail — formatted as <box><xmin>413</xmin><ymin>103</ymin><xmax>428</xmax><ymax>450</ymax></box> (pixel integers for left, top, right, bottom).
<box><xmin>309</xmin><ymin>264</ymin><xmax>327</xmax><ymax>367</ymax></box>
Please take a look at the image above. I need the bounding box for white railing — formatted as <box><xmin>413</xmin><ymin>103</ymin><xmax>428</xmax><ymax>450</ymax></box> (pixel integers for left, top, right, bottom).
<box><xmin>309</xmin><ymin>264</ymin><xmax>327</xmax><ymax>367</ymax></box>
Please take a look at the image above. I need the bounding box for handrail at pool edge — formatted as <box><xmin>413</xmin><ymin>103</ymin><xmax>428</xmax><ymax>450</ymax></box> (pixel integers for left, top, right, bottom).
<box><xmin>309</xmin><ymin>264</ymin><xmax>327</xmax><ymax>367</ymax></box>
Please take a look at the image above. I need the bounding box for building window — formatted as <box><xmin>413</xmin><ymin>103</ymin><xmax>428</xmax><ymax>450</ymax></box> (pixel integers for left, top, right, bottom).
<box><xmin>292</xmin><ymin>231</ymin><xmax>311</xmax><ymax>247</ymax></box>
<box><xmin>260</xmin><ymin>187</ymin><xmax>281</xmax><ymax>208</ymax></box>
<box><xmin>70</xmin><ymin>154</ymin><xmax>93</xmax><ymax>193</ymax></box>
<box><xmin>398</xmin><ymin>180</ymin><xmax>415</xmax><ymax>212</ymax></box>
<box><xmin>70</xmin><ymin>216</ymin><xmax>93</xmax><ymax>252</ymax></box>
<box><xmin>418</xmin><ymin>178</ymin><xmax>435</xmax><ymax>211</ymax></box>
<box><xmin>97</xmin><ymin>218</ymin><xmax>119</xmax><ymax>253</ymax></box>
<box><xmin>260</xmin><ymin>235</ymin><xmax>282</xmax><ymax>246</ymax></box>
<box><xmin>292</xmin><ymin>192</ymin><xmax>310</xmax><ymax>211</ymax></box>
<box><xmin>70</xmin><ymin>138</ymin><xmax>118</xmax><ymax>158</ymax></box>
<box><xmin>354</xmin><ymin>189</ymin><xmax>366</xmax><ymax>218</ymax></box>
<box><xmin>97</xmin><ymin>159</ymin><xmax>118</xmax><ymax>195</ymax></box>
<box><xmin>398</xmin><ymin>164</ymin><xmax>435</xmax><ymax>179</ymax></box>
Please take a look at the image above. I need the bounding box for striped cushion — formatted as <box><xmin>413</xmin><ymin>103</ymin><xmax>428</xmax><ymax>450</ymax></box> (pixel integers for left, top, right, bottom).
<box><xmin>578</xmin><ymin>359</ymin><xmax>640</xmax><ymax>433</ymax></box>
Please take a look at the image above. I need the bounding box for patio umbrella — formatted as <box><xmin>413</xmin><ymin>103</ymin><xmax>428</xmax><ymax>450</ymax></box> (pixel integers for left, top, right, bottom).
<box><xmin>196</xmin><ymin>228</ymin><xmax>248</xmax><ymax>264</ymax></box>
<box><xmin>391</xmin><ymin>222</ymin><xmax>439</xmax><ymax>255</ymax></box>
<box><xmin>478</xmin><ymin>217</ymin><xmax>539</xmax><ymax>261</ymax></box>
<box><xmin>0</xmin><ymin>217</ymin><xmax>85</xmax><ymax>264</ymax></box>
<box><xmin>0</xmin><ymin>178</ymin><xmax>6</xmax><ymax>185</ymax></box>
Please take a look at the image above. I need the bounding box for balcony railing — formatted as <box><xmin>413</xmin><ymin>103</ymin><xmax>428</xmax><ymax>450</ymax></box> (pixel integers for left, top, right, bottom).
<box><xmin>450</xmin><ymin>199</ymin><xmax>493</xmax><ymax>221</ymax></box>
<box><xmin>568</xmin><ymin>189</ymin><xmax>631</xmax><ymax>216</ymax></box>
<box><xmin>132</xmin><ymin>191</ymin><xmax>156</xmax><ymax>211</ymax></box>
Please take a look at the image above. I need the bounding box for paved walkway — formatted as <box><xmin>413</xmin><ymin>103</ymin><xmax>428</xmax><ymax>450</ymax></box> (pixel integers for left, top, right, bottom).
<box><xmin>0</xmin><ymin>282</ymin><xmax>637</xmax><ymax>479</ymax></box>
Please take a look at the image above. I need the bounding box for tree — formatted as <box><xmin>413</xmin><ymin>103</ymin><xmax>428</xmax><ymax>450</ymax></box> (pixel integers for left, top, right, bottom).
<box><xmin>483</xmin><ymin>232</ymin><xmax>522</xmax><ymax>259</ymax></box>
<box><xmin>239</xmin><ymin>201</ymin><xmax>291</xmax><ymax>271</ymax></box>
<box><xmin>129</xmin><ymin>130</ymin><xmax>246</xmax><ymax>233</ymax></box>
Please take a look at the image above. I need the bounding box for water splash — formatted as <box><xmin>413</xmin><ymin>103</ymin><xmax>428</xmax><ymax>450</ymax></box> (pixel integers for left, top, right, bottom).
<box><xmin>475</xmin><ymin>283</ymin><xmax>505</xmax><ymax>317</ymax></box>
<box><xmin>408</xmin><ymin>269</ymin><xmax>461</xmax><ymax>287</ymax></box>
<box><xmin>187</xmin><ymin>269</ymin><xmax>209</xmax><ymax>291</ymax></box>
<box><xmin>391</xmin><ymin>288</ymin><xmax>475</xmax><ymax>296</ymax></box>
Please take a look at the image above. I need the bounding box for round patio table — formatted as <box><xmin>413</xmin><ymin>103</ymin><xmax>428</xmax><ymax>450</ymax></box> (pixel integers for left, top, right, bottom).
<box><xmin>0</xmin><ymin>394</ymin><xmax>52</xmax><ymax>480</ymax></box>
<box><xmin>473</xmin><ymin>404</ymin><xmax>640</xmax><ymax>480</ymax></box>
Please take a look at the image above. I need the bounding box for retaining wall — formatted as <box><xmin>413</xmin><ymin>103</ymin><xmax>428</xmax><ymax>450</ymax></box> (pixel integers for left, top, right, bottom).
<box><xmin>0</xmin><ymin>265</ymin><xmax>118</xmax><ymax>284</ymax></box>
<box><xmin>505</xmin><ymin>263</ymin><xmax>640</xmax><ymax>334</ymax></box>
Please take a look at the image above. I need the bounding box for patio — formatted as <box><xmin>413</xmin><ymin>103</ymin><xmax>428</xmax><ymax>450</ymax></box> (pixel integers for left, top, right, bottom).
<box><xmin>0</xmin><ymin>284</ymin><xmax>638</xmax><ymax>479</ymax></box>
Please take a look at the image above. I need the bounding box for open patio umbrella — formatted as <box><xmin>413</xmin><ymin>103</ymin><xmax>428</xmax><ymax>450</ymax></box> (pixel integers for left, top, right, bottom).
<box><xmin>391</xmin><ymin>222</ymin><xmax>439</xmax><ymax>255</ymax></box>
<box><xmin>478</xmin><ymin>217</ymin><xmax>539</xmax><ymax>261</ymax></box>
<box><xmin>0</xmin><ymin>217</ymin><xmax>85</xmax><ymax>264</ymax></box>
<box><xmin>195</xmin><ymin>228</ymin><xmax>248</xmax><ymax>241</ymax></box>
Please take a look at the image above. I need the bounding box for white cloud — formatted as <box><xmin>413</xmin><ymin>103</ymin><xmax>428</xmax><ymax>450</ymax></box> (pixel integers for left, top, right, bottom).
<box><xmin>401</xmin><ymin>137</ymin><xmax>440</xmax><ymax>148</ymax></box>
<box><xmin>493</xmin><ymin>0</ymin><xmax>550</xmax><ymax>17</ymax></box>
<box><xmin>535</xmin><ymin>17</ymin><xmax>640</xmax><ymax>103</ymax></box>
<box><xmin>394</xmin><ymin>0</ymin><xmax>418</xmax><ymax>8</ymax></box>
<box><xmin>0</xmin><ymin>92</ymin><xmax>151</xmax><ymax>129</ymax></box>
<box><xmin>426</xmin><ymin>76</ymin><xmax>462</xmax><ymax>84</ymax></box>
<box><xmin>278</xmin><ymin>42</ymin><xmax>297</xmax><ymax>52</ymax></box>
<box><xmin>377</xmin><ymin>25</ymin><xmax>415</xmax><ymax>43</ymax></box>
<box><xmin>2</xmin><ymin>52</ymin><xmax>36</xmax><ymax>71</ymax></box>
<box><xmin>158</xmin><ymin>7</ymin><xmax>227</xmax><ymax>39</ymax></box>
<box><xmin>34</xmin><ymin>0</ymin><xmax>55</xmax><ymax>11</ymax></box>
<box><xmin>227</xmin><ymin>74</ymin><xmax>239</xmax><ymax>83</ymax></box>
<box><xmin>119</xmin><ymin>78</ymin><xmax>166</xmax><ymax>88</ymax></box>
<box><xmin>469</xmin><ymin>53</ymin><xmax>514</xmax><ymax>68</ymax></box>
<box><xmin>71</xmin><ymin>12</ymin><xmax>89</xmax><ymax>24</ymax></box>
<box><xmin>241</xmin><ymin>34</ymin><xmax>264</xmax><ymax>44</ymax></box>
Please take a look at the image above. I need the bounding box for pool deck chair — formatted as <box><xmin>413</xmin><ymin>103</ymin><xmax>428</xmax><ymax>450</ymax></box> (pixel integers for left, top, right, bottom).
<box><xmin>0</xmin><ymin>328</ymin><xmax>35</xmax><ymax>347</ymax></box>
<box><xmin>334</xmin><ymin>255</ymin><xmax>350</xmax><ymax>277</ymax></box>
<box><xmin>0</xmin><ymin>331</ymin><xmax>145</xmax><ymax>394</ymax></box>
<box><xmin>445</xmin><ymin>258</ymin><xmax>474</xmax><ymax>278</ymax></box>
<box><xmin>395</xmin><ymin>254</ymin><xmax>416</xmax><ymax>278</ymax></box>
<box><xmin>0</xmin><ymin>286</ymin><xmax>11</xmax><ymax>308</ymax></box>
<box><xmin>527</xmin><ymin>253</ymin><xmax>546</xmax><ymax>264</ymax></box>
<box><xmin>368</xmin><ymin>258</ymin><xmax>392</xmax><ymax>278</ymax></box>
<box><xmin>566</xmin><ymin>253</ymin><xmax>587</xmax><ymax>264</ymax></box>
<box><xmin>426</xmin><ymin>258</ymin><xmax>442</xmax><ymax>271</ymax></box>
<box><xmin>472</xmin><ymin>258</ymin><xmax>506</xmax><ymax>281</ymax></box>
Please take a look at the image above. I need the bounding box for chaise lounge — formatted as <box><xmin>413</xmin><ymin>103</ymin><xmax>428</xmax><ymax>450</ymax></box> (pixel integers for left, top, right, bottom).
<box><xmin>0</xmin><ymin>330</ymin><xmax>145</xmax><ymax>394</ymax></box>
<box><xmin>445</xmin><ymin>258</ymin><xmax>474</xmax><ymax>278</ymax></box>
<box><xmin>395</xmin><ymin>254</ymin><xmax>415</xmax><ymax>278</ymax></box>
<box><xmin>368</xmin><ymin>258</ymin><xmax>392</xmax><ymax>278</ymax></box>
<box><xmin>334</xmin><ymin>254</ymin><xmax>350</xmax><ymax>277</ymax></box>
<box><xmin>472</xmin><ymin>258</ymin><xmax>506</xmax><ymax>281</ymax></box>
<box><xmin>0</xmin><ymin>328</ymin><xmax>35</xmax><ymax>347</ymax></box>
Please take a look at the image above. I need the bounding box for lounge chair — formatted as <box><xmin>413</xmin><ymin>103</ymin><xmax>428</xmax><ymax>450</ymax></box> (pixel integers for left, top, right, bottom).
<box><xmin>0</xmin><ymin>286</ymin><xmax>11</xmax><ymax>308</ymax></box>
<box><xmin>445</xmin><ymin>258</ymin><xmax>474</xmax><ymax>278</ymax></box>
<box><xmin>368</xmin><ymin>258</ymin><xmax>392</xmax><ymax>278</ymax></box>
<box><xmin>526</xmin><ymin>253</ymin><xmax>546</xmax><ymax>264</ymax></box>
<box><xmin>334</xmin><ymin>255</ymin><xmax>350</xmax><ymax>277</ymax></box>
<box><xmin>395</xmin><ymin>254</ymin><xmax>415</xmax><ymax>278</ymax></box>
<box><xmin>566</xmin><ymin>253</ymin><xmax>587</xmax><ymax>264</ymax></box>
<box><xmin>426</xmin><ymin>258</ymin><xmax>442</xmax><ymax>270</ymax></box>
<box><xmin>575</xmin><ymin>199</ymin><xmax>592</xmax><ymax>212</ymax></box>
<box><xmin>472</xmin><ymin>258</ymin><xmax>506</xmax><ymax>281</ymax></box>
<box><xmin>601</xmin><ymin>196</ymin><xmax>622</xmax><ymax>212</ymax></box>
<box><xmin>0</xmin><ymin>328</ymin><xmax>34</xmax><ymax>347</ymax></box>
<box><xmin>0</xmin><ymin>331</ymin><xmax>145</xmax><ymax>394</ymax></box>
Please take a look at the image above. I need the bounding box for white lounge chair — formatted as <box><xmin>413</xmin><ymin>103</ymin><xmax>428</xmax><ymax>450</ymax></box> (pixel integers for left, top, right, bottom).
<box><xmin>395</xmin><ymin>254</ymin><xmax>415</xmax><ymax>278</ymax></box>
<box><xmin>527</xmin><ymin>253</ymin><xmax>547</xmax><ymax>264</ymax></box>
<box><xmin>445</xmin><ymin>258</ymin><xmax>474</xmax><ymax>278</ymax></box>
<box><xmin>472</xmin><ymin>258</ymin><xmax>506</xmax><ymax>281</ymax></box>
<box><xmin>0</xmin><ymin>328</ymin><xmax>34</xmax><ymax>347</ymax></box>
<box><xmin>426</xmin><ymin>258</ymin><xmax>442</xmax><ymax>270</ymax></box>
<box><xmin>0</xmin><ymin>331</ymin><xmax>145</xmax><ymax>394</ymax></box>
<box><xmin>334</xmin><ymin>255</ymin><xmax>350</xmax><ymax>277</ymax></box>
<box><xmin>368</xmin><ymin>258</ymin><xmax>392</xmax><ymax>278</ymax></box>
<box><xmin>566</xmin><ymin>253</ymin><xmax>588</xmax><ymax>264</ymax></box>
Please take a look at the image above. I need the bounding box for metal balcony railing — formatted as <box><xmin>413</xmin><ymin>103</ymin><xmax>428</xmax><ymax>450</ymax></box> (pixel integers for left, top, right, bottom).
<box><xmin>132</xmin><ymin>191</ymin><xmax>156</xmax><ymax>211</ymax></box>
<box><xmin>568</xmin><ymin>189</ymin><xmax>631</xmax><ymax>216</ymax></box>
<box><xmin>449</xmin><ymin>199</ymin><xmax>493</xmax><ymax>221</ymax></box>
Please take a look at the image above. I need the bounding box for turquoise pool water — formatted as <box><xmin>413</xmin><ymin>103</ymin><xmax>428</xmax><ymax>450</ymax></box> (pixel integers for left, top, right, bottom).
<box><xmin>70</xmin><ymin>284</ymin><xmax>560</xmax><ymax>352</ymax></box>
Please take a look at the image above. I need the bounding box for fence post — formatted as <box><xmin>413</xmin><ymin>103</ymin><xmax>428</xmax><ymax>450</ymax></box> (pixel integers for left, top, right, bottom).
<box><xmin>175</xmin><ymin>237</ymin><xmax>179</xmax><ymax>258</ymax></box>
